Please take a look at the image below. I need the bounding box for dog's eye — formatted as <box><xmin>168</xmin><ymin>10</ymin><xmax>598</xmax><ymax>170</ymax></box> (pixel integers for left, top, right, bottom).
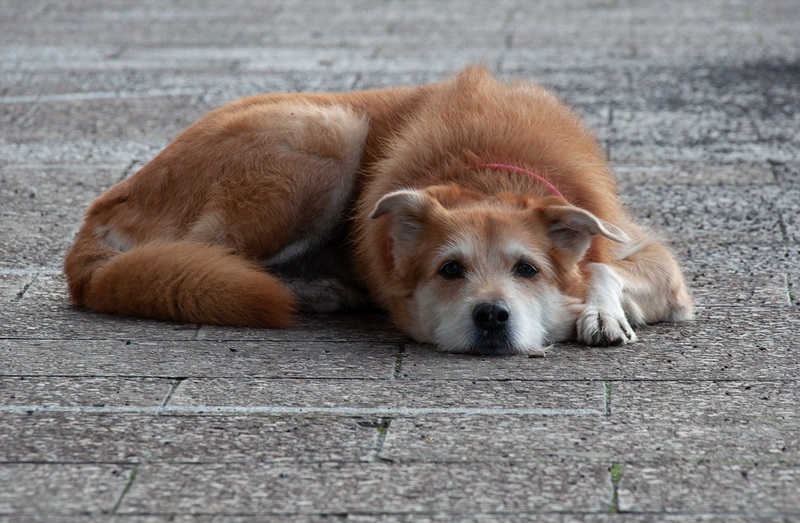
<box><xmin>439</xmin><ymin>261</ymin><xmax>466</xmax><ymax>279</ymax></box>
<box><xmin>514</xmin><ymin>262</ymin><xmax>538</xmax><ymax>278</ymax></box>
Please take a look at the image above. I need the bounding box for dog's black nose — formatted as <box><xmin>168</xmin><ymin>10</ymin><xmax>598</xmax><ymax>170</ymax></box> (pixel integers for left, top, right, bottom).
<box><xmin>472</xmin><ymin>302</ymin><xmax>510</xmax><ymax>332</ymax></box>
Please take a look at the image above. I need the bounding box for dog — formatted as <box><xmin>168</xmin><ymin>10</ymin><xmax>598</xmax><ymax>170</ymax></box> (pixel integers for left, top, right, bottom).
<box><xmin>64</xmin><ymin>67</ymin><xmax>694</xmax><ymax>355</ymax></box>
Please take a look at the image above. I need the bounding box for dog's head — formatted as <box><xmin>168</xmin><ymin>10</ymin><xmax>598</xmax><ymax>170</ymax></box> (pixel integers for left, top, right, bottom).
<box><xmin>370</xmin><ymin>184</ymin><xmax>628</xmax><ymax>355</ymax></box>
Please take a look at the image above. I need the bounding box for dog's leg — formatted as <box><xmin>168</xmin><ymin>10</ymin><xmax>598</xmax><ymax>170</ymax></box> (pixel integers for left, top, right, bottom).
<box><xmin>612</xmin><ymin>234</ymin><xmax>695</xmax><ymax>324</ymax></box>
<box><xmin>577</xmin><ymin>262</ymin><xmax>638</xmax><ymax>346</ymax></box>
<box><xmin>577</xmin><ymin>230</ymin><xmax>694</xmax><ymax>346</ymax></box>
<box><xmin>266</xmin><ymin>244</ymin><xmax>370</xmax><ymax>314</ymax></box>
<box><xmin>186</xmin><ymin>101</ymin><xmax>371</xmax><ymax>313</ymax></box>
<box><xmin>283</xmin><ymin>277</ymin><xmax>368</xmax><ymax>313</ymax></box>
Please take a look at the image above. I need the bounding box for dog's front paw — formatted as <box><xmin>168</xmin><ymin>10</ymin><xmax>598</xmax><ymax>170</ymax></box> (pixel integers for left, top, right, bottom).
<box><xmin>577</xmin><ymin>305</ymin><xmax>638</xmax><ymax>347</ymax></box>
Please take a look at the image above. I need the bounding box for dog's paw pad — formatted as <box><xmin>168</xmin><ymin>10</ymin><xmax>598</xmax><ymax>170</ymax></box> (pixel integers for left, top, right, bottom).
<box><xmin>577</xmin><ymin>307</ymin><xmax>637</xmax><ymax>347</ymax></box>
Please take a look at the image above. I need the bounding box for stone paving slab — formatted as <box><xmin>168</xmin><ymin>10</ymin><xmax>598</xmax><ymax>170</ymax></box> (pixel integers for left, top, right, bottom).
<box><xmin>0</xmin><ymin>463</ymin><xmax>132</xmax><ymax>516</ymax></box>
<box><xmin>0</xmin><ymin>139</ymin><xmax>161</xmax><ymax>166</ymax></box>
<box><xmin>0</xmin><ymin>209</ymin><xmax>79</xmax><ymax>269</ymax></box>
<box><xmin>677</xmin><ymin>241</ymin><xmax>799</xmax><ymax>276</ymax></box>
<box><xmin>381</xmin><ymin>414</ymin><xmax>800</xmax><ymax>465</ymax></box>
<box><xmin>6</xmin><ymin>306</ymin><xmax>796</xmax><ymax>383</ymax></box>
<box><xmin>689</xmin><ymin>273</ymin><xmax>790</xmax><ymax>307</ymax></box>
<box><xmin>3</xmin><ymin>339</ymin><xmax>399</xmax><ymax>379</ymax></box>
<box><xmin>773</xmin><ymin>160</ymin><xmax>800</xmax><ymax>186</ymax></box>
<box><xmin>342</xmin><ymin>516</ymin><xmax>792</xmax><ymax>523</ymax></box>
<box><xmin>7</xmin><ymin>179</ymin><xmax>797</xmax><ymax>271</ymax></box>
<box><xmin>116</xmin><ymin>461</ymin><xmax>611</xmax><ymax>516</ymax></box>
<box><xmin>611</xmin><ymin>380</ymin><xmax>800</xmax><ymax>420</ymax></box>
<box><xmin>0</xmin><ymin>376</ymin><xmax>173</xmax><ymax>408</ymax></box>
<box><xmin>612</xmin><ymin>161</ymin><xmax>776</xmax><ymax>187</ymax></box>
<box><xmin>196</xmin><ymin>313</ymin><xmax>408</xmax><ymax>344</ymax></box>
<box><xmin>1</xmin><ymin>273</ymin><xmax>203</xmax><ymax>340</ymax></box>
<box><xmin>9</xmin><ymin>96</ymin><xmax>209</xmax><ymax>143</ymax></box>
<box><xmin>8</xmin><ymin>261</ymin><xmax>787</xmax><ymax>317</ymax></box>
<box><xmin>1</xmin><ymin>308</ymin><xmax>407</xmax><ymax>345</ymax></box>
<box><xmin>611</xmin><ymin>107</ymin><xmax>765</xmax><ymax>154</ymax></box>
<box><xmin>0</xmin><ymin>414</ymin><xmax>379</xmax><ymax>464</ymax></box>
<box><xmin>167</xmin><ymin>378</ymin><xmax>605</xmax><ymax>415</ymax></box>
<box><xmin>621</xmin><ymin>184</ymin><xmax>788</xmax><ymax>244</ymax></box>
<box><xmin>609</xmin><ymin>136</ymin><xmax>798</xmax><ymax>166</ymax></box>
<box><xmin>0</xmin><ymin>274</ymin><xmax>29</xmax><ymax>301</ymax></box>
<box><xmin>0</xmin><ymin>163</ymin><xmax>129</xmax><ymax>210</ymax></box>
<box><xmin>618</xmin><ymin>463</ymin><xmax>800</xmax><ymax>515</ymax></box>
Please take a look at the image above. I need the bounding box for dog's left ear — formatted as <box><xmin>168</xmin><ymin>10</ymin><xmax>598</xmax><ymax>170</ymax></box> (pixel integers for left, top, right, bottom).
<box><xmin>542</xmin><ymin>205</ymin><xmax>629</xmax><ymax>260</ymax></box>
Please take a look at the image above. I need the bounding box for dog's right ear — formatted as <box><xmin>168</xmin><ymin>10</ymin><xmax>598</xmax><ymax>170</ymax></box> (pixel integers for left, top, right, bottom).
<box><xmin>371</xmin><ymin>189</ymin><xmax>430</xmax><ymax>245</ymax></box>
<box><xmin>370</xmin><ymin>189</ymin><xmax>443</xmax><ymax>252</ymax></box>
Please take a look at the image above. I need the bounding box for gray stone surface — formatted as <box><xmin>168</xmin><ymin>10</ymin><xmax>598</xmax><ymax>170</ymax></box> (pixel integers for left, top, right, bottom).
<box><xmin>1</xmin><ymin>0</ymin><xmax>798</xmax><ymax>520</ymax></box>
<box><xmin>0</xmin><ymin>415</ymin><xmax>378</xmax><ymax>464</ymax></box>
<box><xmin>618</xmin><ymin>463</ymin><xmax>800</xmax><ymax>515</ymax></box>
<box><xmin>4</xmin><ymin>339</ymin><xmax>400</xmax><ymax>378</ymax></box>
<box><xmin>0</xmin><ymin>376</ymin><xmax>172</xmax><ymax>408</ymax></box>
<box><xmin>168</xmin><ymin>378</ymin><xmax>605</xmax><ymax>413</ymax></box>
<box><xmin>0</xmin><ymin>463</ymin><xmax>132</xmax><ymax>516</ymax></box>
<box><xmin>382</xmin><ymin>414</ymin><xmax>800</xmax><ymax>465</ymax></box>
<box><xmin>117</xmin><ymin>461</ymin><xmax>611</xmax><ymax>515</ymax></box>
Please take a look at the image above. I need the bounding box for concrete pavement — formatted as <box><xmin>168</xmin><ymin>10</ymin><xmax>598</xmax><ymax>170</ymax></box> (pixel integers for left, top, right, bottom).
<box><xmin>1</xmin><ymin>0</ymin><xmax>798</xmax><ymax>520</ymax></box>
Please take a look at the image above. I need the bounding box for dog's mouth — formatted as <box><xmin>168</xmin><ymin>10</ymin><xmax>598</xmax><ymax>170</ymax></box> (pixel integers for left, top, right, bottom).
<box><xmin>463</xmin><ymin>328</ymin><xmax>521</xmax><ymax>356</ymax></box>
<box><xmin>432</xmin><ymin>325</ymin><xmax>522</xmax><ymax>356</ymax></box>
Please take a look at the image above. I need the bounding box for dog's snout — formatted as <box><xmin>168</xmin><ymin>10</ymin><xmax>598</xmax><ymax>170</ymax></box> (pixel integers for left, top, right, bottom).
<box><xmin>472</xmin><ymin>302</ymin><xmax>510</xmax><ymax>332</ymax></box>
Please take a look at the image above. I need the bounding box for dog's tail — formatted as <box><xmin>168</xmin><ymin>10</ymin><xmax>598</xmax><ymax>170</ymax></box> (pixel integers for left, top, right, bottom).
<box><xmin>64</xmin><ymin>234</ymin><xmax>297</xmax><ymax>328</ymax></box>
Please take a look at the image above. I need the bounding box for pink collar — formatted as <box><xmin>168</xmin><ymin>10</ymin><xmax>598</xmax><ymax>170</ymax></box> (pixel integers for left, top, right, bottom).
<box><xmin>481</xmin><ymin>163</ymin><xmax>564</xmax><ymax>198</ymax></box>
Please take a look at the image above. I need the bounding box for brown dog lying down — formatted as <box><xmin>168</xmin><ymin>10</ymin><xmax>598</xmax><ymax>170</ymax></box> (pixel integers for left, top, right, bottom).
<box><xmin>64</xmin><ymin>66</ymin><xmax>693</xmax><ymax>355</ymax></box>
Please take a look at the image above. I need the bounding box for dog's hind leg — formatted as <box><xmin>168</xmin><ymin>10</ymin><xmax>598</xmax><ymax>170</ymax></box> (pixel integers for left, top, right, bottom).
<box><xmin>611</xmin><ymin>231</ymin><xmax>694</xmax><ymax>324</ymax></box>
<box><xmin>187</xmin><ymin>101</ymin><xmax>368</xmax><ymax>257</ymax></box>
<box><xmin>185</xmin><ymin>100</ymin><xmax>371</xmax><ymax>312</ymax></box>
<box><xmin>66</xmin><ymin>99</ymin><xmax>370</xmax><ymax>328</ymax></box>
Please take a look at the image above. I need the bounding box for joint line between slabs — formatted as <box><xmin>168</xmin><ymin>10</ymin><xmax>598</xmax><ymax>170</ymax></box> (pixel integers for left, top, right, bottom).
<box><xmin>608</xmin><ymin>462</ymin><xmax>624</xmax><ymax>514</ymax></box>
<box><xmin>0</xmin><ymin>87</ymin><xmax>207</xmax><ymax>104</ymax></box>
<box><xmin>363</xmin><ymin>417</ymin><xmax>392</xmax><ymax>462</ymax></box>
<box><xmin>13</xmin><ymin>272</ymin><xmax>39</xmax><ymax>301</ymax></box>
<box><xmin>0</xmin><ymin>405</ymin><xmax>605</xmax><ymax>417</ymax></box>
<box><xmin>785</xmin><ymin>273</ymin><xmax>797</xmax><ymax>305</ymax></box>
<box><xmin>110</xmin><ymin>466</ymin><xmax>138</xmax><ymax>514</ymax></box>
<box><xmin>156</xmin><ymin>378</ymin><xmax>187</xmax><ymax>414</ymax></box>
<box><xmin>118</xmin><ymin>159</ymin><xmax>142</xmax><ymax>183</ymax></box>
<box><xmin>392</xmin><ymin>344</ymin><xmax>407</xmax><ymax>379</ymax></box>
<box><xmin>0</xmin><ymin>269</ymin><xmax>61</xmax><ymax>276</ymax></box>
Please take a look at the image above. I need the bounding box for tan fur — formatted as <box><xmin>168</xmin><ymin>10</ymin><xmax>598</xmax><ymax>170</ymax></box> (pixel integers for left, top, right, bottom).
<box><xmin>65</xmin><ymin>67</ymin><xmax>693</xmax><ymax>353</ymax></box>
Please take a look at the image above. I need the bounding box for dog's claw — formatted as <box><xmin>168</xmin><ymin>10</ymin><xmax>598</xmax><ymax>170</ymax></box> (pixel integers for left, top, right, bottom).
<box><xmin>577</xmin><ymin>307</ymin><xmax>638</xmax><ymax>348</ymax></box>
<box><xmin>607</xmin><ymin>335</ymin><xmax>625</xmax><ymax>347</ymax></box>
